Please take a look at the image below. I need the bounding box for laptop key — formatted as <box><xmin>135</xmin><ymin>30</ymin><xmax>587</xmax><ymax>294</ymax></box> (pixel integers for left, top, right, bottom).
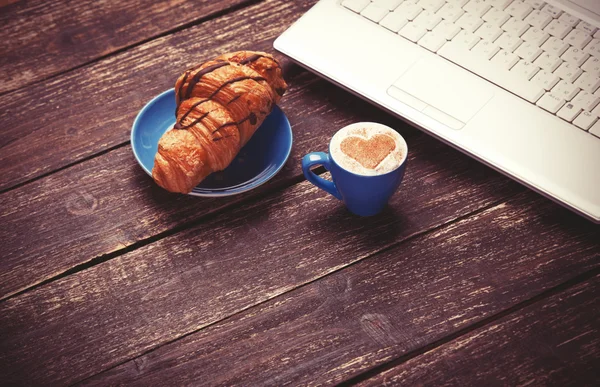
<box><xmin>437</xmin><ymin>3</ymin><xmax>465</xmax><ymax>23</ymax></box>
<box><xmin>590</xmin><ymin>121</ymin><xmax>600</xmax><ymax>137</ymax></box>
<box><xmin>372</xmin><ymin>0</ymin><xmax>404</xmax><ymax>11</ymax></box>
<box><xmin>472</xmin><ymin>40</ymin><xmax>500</xmax><ymax>60</ymax></box>
<box><xmin>557</xmin><ymin>103</ymin><xmax>582</xmax><ymax>122</ymax></box>
<box><xmin>583</xmin><ymin>39</ymin><xmax>600</xmax><ymax>58</ymax></box>
<box><xmin>515</xmin><ymin>41</ymin><xmax>543</xmax><ymax>62</ymax></box>
<box><xmin>496</xmin><ymin>32</ymin><xmax>524</xmax><ymax>52</ymax></box>
<box><xmin>521</xmin><ymin>27</ymin><xmax>550</xmax><ymax>46</ymax></box>
<box><xmin>396</xmin><ymin>1</ymin><xmax>424</xmax><ymax>20</ymax></box>
<box><xmin>506</xmin><ymin>1</ymin><xmax>534</xmax><ymax>21</ymax></box>
<box><xmin>380</xmin><ymin>11</ymin><xmax>409</xmax><ymax>32</ymax></box>
<box><xmin>456</xmin><ymin>12</ymin><xmax>484</xmax><ymax>33</ymax></box>
<box><xmin>463</xmin><ymin>0</ymin><xmax>492</xmax><ymax>18</ymax></box>
<box><xmin>562</xmin><ymin>47</ymin><xmax>590</xmax><ymax>67</ymax></box>
<box><xmin>565</xmin><ymin>29</ymin><xmax>593</xmax><ymax>50</ymax></box>
<box><xmin>342</xmin><ymin>0</ymin><xmax>371</xmax><ymax>13</ymax></box>
<box><xmin>558</xmin><ymin>12</ymin><xmax>580</xmax><ymax>28</ymax></box>
<box><xmin>541</xmin><ymin>36</ymin><xmax>569</xmax><ymax>56</ymax></box>
<box><xmin>523</xmin><ymin>0</ymin><xmax>546</xmax><ymax>10</ymax></box>
<box><xmin>418</xmin><ymin>31</ymin><xmax>448</xmax><ymax>52</ymax></box>
<box><xmin>552</xmin><ymin>80</ymin><xmax>580</xmax><ymax>101</ymax></box>
<box><xmin>532</xmin><ymin>69</ymin><xmax>560</xmax><ymax>90</ymax></box>
<box><xmin>432</xmin><ymin>20</ymin><xmax>461</xmax><ymax>39</ymax></box>
<box><xmin>582</xmin><ymin>56</ymin><xmax>600</xmax><ymax>74</ymax></box>
<box><xmin>487</xmin><ymin>0</ymin><xmax>513</xmax><ymax>10</ymax></box>
<box><xmin>502</xmin><ymin>17</ymin><xmax>530</xmax><ymax>37</ymax></box>
<box><xmin>577</xmin><ymin>21</ymin><xmax>598</xmax><ymax>36</ymax></box>
<box><xmin>536</xmin><ymin>93</ymin><xmax>566</xmax><ymax>113</ymax></box>
<box><xmin>512</xmin><ymin>59</ymin><xmax>541</xmax><ymax>80</ymax></box>
<box><xmin>573</xmin><ymin>72</ymin><xmax>600</xmax><ymax>93</ymax></box>
<box><xmin>413</xmin><ymin>10</ymin><xmax>443</xmax><ymax>30</ymax></box>
<box><xmin>533</xmin><ymin>52</ymin><xmax>562</xmax><ymax>72</ymax></box>
<box><xmin>418</xmin><ymin>0</ymin><xmax>446</xmax><ymax>12</ymax></box>
<box><xmin>399</xmin><ymin>23</ymin><xmax>428</xmax><ymax>42</ymax></box>
<box><xmin>554</xmin><ymin>62</ymin><xmax>583</xmax><ymax>83</ymax></box>
<box><xmin>573</xmin><ymin>111</ymin><xmax>598</xmax><ymax>130</ymax></box>
<box><xmin>525</xmin><ymin>10</ymin><xmax>552</xmax><ymax>29</ymax></box>
<box><xmin>361</xmin><ymin>3</ymin><xmax>389</xmax><ymax>22</ymax></box>
<box><xmin>474</xmin><ymin>22</ymin><xmax>503</xmax><ymax>42</ymax></box>
<box><xmin>491</xmin><ymin>49</ymin><xmax>520</xmax><ymax>69</ymax></box>
<box><xmin>545</xmin><ymin>19</ymin><xmax>571</xmax><ymax>39</ymax></box>
<box><xmin>446</xmin><ymin>0</ymin><xmax>469</xmax><ymax>6</ymax></box>
<box><xmin>482</xmin><ymin>7</ymin><xmax>511</xmax><ymax>27</ymax></box>
<box><xmin>592</xmin><ymin>102</ymin><xmax>600</xmax><ymax>118</ymax></box>
<box><xmin>452</xmin><ymin>30</ymin><xmax>481</xmax><ymax>49</ymax></box>
<box><xmin>572</xmin><ymin>90</ymin><xmax>600</xmax><ymax>111</ymax></box>
<box><xmin>541</xmin><ymin>3</ymin><xmax>563</xmax><ymax>18</ymax></box>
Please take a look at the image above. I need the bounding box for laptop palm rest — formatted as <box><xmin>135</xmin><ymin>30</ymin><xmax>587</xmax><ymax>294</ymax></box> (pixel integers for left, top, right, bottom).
<box><xmin>388</xmin><ymin>58</ymin><xmax>495</xmax><ymax>130</ymax></box>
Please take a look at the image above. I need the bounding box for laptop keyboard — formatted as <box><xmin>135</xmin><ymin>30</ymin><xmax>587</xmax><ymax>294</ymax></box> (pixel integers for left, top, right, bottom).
<box><xmin>341</xmin><ymin>0</ymin><xmax>600</xmax><ymax>138</ymax></box>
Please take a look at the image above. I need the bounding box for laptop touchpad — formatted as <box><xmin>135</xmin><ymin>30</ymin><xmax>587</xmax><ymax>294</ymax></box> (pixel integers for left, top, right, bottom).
<box><xmin>391</xmin><ymin>58</ymin><xmax>494</xmax><ymax>126</ymax></box>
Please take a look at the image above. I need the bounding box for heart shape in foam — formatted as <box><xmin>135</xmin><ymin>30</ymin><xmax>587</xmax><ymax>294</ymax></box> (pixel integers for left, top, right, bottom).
<box><xmin>340</xmin><ymin>134</ymin><xmax>397</xmax><ymax>170</ymax></box>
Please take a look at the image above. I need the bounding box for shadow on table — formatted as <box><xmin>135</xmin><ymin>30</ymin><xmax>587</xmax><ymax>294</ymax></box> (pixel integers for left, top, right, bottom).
<box><xmin>307</xmin><ymin>199</ymin><xmax>411</xmax><ymax>255</ymax></box>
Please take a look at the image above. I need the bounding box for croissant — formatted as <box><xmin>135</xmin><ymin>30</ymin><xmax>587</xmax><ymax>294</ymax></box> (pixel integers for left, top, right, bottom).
<box><xmin>152</xmin><ymin>51</ymin><xmax>287</xmax><ymax>193</ymax></box>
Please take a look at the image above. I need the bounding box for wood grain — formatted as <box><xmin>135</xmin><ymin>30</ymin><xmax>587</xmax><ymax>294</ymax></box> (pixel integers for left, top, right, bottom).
<box><xmin>0</xmin><ymin>0</ymin><xmax>251</xmax><ymax>94</ymax></box>
<box><xmin>0</xmin><ymin>0</ymin><xmax>316</xmax><ymax>192</ymax></box>
<box><xmin>0</xmin><ymin>143</ymin><xmax>523</xmax><ymax>385</ymax></box>
<box><xmin>0</xmin><ymin>66</ymin><xmax>418</xmax><ymax>301</ymax></box>
<box><xmin>359</xmin><ymin>277</ymin><xmax>600</xmax><ymax>386</ymax></box>
<box><xmin>0</xmin><ymin>0</ymin><xmax>19</xmax><ymax>8</ymax></box>
<box><xmin>78</xmin><ymin>193</ymin><xmax>600</xmax><ymax>386</ymax></box>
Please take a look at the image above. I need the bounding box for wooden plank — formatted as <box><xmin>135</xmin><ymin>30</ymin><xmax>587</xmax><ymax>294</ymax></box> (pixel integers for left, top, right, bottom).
<box><xmin>0</xmin><ymin>0</ymin><xmax>251</xmax><ymax>94</ymax></box>
<box><xmin>0</xmin><ymin>66</ymin><xmax>420</xmax><ymax>301</ymax></box>
<box><xmin>0</xmin><ymin>0</ymin><xmax>19</xmax><ymax>8</ymax></box>
<box><xmin>74</xmin><ymin>192</ymin><xmax>600</xmax><ymax>386</ymax></box>
<box><xmin>359</xmin><ymin>277</ymin><xmax>600</xmax><ymax>386</ymax></box>
<box><xmin>0</xmin><ymin>0</ymin><xmax>317</xmax><ymax>192</ymax></box>
<box><xmin>0</xmin><ymin>145</ymin><xmax>523</xmax><ymax>385</ymax></box>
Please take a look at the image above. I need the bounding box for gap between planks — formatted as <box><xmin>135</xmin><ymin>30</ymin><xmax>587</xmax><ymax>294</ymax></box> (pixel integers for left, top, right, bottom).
<box><xmin>0</xmin><ymin>163</ymin><xmax>499</xmax><ymax>304</ymax></box>
<box><xmin>340</xmin><ymin>267</ymin><xmax>600</xmax><ymax>386</ymax></box>
<box><xmin>73</xmin><ymin>260</ymin><xmax>600</xmax><ymax>386</ymax></box>
<box><xmin>0</xmin><ymin>141</ymin><xmax>129</xmax><ymax>195</ymax></box>
<box><xmin>0</xmin><ymin>0</ymin><xmax>264</xmax><ymax>98</ymax></box>
<box><xmin>0</xmin><ymin>169</ymin><xmax>314</xmax><ymax>303</ymax></box>
<box><xmin>72</xmin><ymin>191</ymin><xmax>526</xmax><ymax>386</ymax></box>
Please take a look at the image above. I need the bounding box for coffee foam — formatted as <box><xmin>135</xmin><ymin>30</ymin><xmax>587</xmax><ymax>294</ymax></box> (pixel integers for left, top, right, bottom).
<box><xmin>330</xmin><ymin>123</ymin><xmax>406</xmax><ymax>176</ymax></box>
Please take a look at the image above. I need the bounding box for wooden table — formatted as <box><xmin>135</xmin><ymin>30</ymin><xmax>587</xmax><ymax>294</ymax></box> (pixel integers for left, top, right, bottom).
<box><xmin>1</xmin><ymin>1</ymin><xmax>599</xmax><ymax>385</ymax></box>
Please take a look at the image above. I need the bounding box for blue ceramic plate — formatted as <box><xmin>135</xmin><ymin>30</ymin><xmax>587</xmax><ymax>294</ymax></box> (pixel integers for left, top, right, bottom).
<box><xmin>131</xmin><ymin>89</ymin><xmax>292</xmax><ymax>196</ymax></box>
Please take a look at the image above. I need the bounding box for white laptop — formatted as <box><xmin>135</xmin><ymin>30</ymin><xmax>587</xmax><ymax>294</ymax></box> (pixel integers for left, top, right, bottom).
<box><xmin>274</xmin><ymin>0</ymin><xmax>600</xmax><ymax>223</ymax></box>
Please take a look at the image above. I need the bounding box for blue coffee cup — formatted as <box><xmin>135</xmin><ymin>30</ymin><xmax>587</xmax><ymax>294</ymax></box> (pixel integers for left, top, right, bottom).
<box><xmin>302</xmin><ymin>122</ymin><xmax>408</xmax><ymax>216</ymax></box>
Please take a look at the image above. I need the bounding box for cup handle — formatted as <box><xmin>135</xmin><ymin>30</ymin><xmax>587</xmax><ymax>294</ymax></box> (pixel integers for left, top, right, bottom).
<box><xmin>302</xmin><ymin>152</ymin><xmax>342</xmax><ymax>200</ymax></box>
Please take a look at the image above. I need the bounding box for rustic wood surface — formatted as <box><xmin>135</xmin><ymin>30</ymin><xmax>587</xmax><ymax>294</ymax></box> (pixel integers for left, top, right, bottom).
<box><xmin>1</xmin><ymin>0</ymin><xmax>599</xmax><ymax>386</ymax></box>
<box><xmin>0</xmin><ymin>0</ymin><xmax>251</xmax><ymax>94</ymax></box>
<box><xmin>0</xmin><ymin>138</ymin><xmax>524</xmax><ymax>385</ymax></box>
<box><xmin>77</xmin><ymin>192</ymin><xmax>599</xmax><ymax>386</ymax></box>
<box><xmin>359</xmin><ymin>276</ymin><xmax>599</xmax><ymax>386</ymax></box>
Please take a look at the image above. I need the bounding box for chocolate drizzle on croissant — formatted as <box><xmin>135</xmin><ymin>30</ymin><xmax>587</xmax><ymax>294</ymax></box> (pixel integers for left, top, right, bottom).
<box><xmin>175</xmin><ymin>75</ymin><xmax>267</xmax><ymax>130</ymax></box>
<box><xmin>151</xmin><ymin>51</ymin><xmax>287</xmax><ymax>194</ymax></box>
